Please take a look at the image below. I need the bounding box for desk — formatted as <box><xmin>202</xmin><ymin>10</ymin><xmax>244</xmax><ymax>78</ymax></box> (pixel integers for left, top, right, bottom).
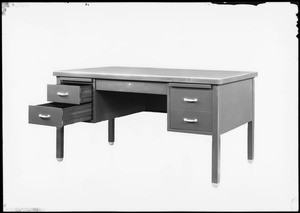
<box><xmin>29</xmin><ymin>66</ymin><xmax>257</xmax><ymax>186</ymax></box>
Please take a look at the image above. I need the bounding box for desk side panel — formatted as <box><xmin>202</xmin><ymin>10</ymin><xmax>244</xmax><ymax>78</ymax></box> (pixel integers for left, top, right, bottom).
<box><xmin>219</xmin><ymin>79</ymin><xmax>254</xmax><ymax>134</ymax></box>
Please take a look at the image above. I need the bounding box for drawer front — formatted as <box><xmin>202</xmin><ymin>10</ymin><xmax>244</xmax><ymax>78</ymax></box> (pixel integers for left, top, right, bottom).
<box><xmin>170</xmin><ymin>110</ymin><xmax>211</xmax><ymax>132</ymax></box>
<box><xmin>47</xmin><ymin>84</ymin><xmax>92</xmax><ymax>104</ymax></box>
<box><xmin>96</xmin><ymin>79</ymin><xmax>167</xmax><ymax>95</ymax></box>
<box><xmin>29</xmin><ymin>103</ymin><xmax>92</xmax><ymax>127</ymax></box>
<box><xmin>170</xmin><ymin>87</ymin><xmax>211</xmax><ymax>111</ymax></box>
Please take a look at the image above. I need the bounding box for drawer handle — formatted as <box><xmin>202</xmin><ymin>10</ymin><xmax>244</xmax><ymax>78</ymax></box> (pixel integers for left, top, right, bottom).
<box><xmin>57</xmin><ymin>92</ymin><xmax>69</xmax><ymax>97</ymax></box>
<box><xmin>38</xmin><ymin>114</ymin><xmax>51</xmax><ymax>119</ymax></box>
<box><xmin>183</xmin><ymin>118</ymin><xmax>198</xmax><ymax>123</ymax></box>
<box><xmin>183</xmin><ymin>98</ymin><xmax>198</xmax><ymax>103</ymax></box>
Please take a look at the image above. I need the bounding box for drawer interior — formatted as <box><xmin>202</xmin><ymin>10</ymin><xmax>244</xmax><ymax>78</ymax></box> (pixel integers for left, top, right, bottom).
<box><xmin>38</xmin><ymin>102</ymin><xmax>76</xmax><ymax>108</ymax></box>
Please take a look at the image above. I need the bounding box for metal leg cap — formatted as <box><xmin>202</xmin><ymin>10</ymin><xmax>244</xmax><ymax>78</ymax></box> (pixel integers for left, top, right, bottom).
<box><xmin>248</xmin><ymin>159</ymin><xmax>253</xmax><ymax>163</ymax></box>
<box><xmin>57</xmin><ymin>158</ymin><xmax>63</xmax><ymax>162</ymax></box>
<box><xmin>109</xmin><ymin>142</ymin><xmax>114</xmax><ymax>145</ymax></box>
<box><xmin>212</xmin><ymin>183</ymin><xmax>219</xmax><ymax>188</ymax></box>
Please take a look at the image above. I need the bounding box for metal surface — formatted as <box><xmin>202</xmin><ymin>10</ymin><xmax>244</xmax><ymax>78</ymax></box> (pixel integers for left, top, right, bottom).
<box><xmin>183</xmin><ymin>118</ymin><xmax>198</xmax><ymax>123</ymax></box>
<box><xmin>47</xmin><ymin>84</ymin><xmax>92</xmax><ymax>105</ymax></box>
<box><xmin>218</xmin><ymin>79</ymin><xmax>253</xmax><ymax>134</ymax></box>
<box><xmin>53</xmin><ymin>66</ymin><xmax>258</xmax><ymax>85</ymax></box>
<box><xmin>170</xmin><ymin>110</ymin><xmax>212</xmax><ymax>132</ymax></box>
<box><xmin>212</xmin><ymin>183</ymin><xmax>219</xmax><ymax>188</ymax></box>
<box><xmin>96</xmin><ymin>79</ymin><xmax>167</xmax><ymax>95</ymax></box>
<box><xmin>38</xmin><ymin>114</ymin><xmax>51</xmax><ymax>119</ymax></box>
<box><xmin>248</xmin><ymin>121</ymin><xmax>254</xmax><ymax>160</ymax></box>
<box><xmin>169</xmin><ymin>83</ymin><xmax>212</xmax><ymax>89</ymax></box>
<box><xmin>212</xmin><ymin>85</ymin><xmax>221</xmax><ymax>185</ymax></box>
<box><xmin>108</xmin><ymin>119</ymin><xmax>115</xmax><ymax>143</ymax></box>
<box><xmin>169</xmin><ymin>87</ymin><xmax>212</xmax><ymax>112</ymax></box>
<box><xmin>29</xmin><ymin>104</ymin><xmax>64</xmax><ymax>127</ymax></box>
<box><xmin>56</xmin><ymin>127</ymin><xmax>64</xmax><ymax>161</ymax></box>
<box><xmin>248</xmin><ymin>78</ymin><xmax>255</xmax><ymax>162</ymax></box>
<box><xmin>57</xmin><ymin>92</ymin><xmax>69</xmax><ymax>97</ymax></box>
<box><xmin>29</xmin><ymin>67</ymin><xmax>257</xmax><ymax>186</ymax></box>
<box><xmin>29</xmin><ymin>103</ymin><xmax>92</xmax><ymax>127</ymax></box>
<box><xmin>58</xmin><ymin>77</ymin><xmax>93</xmax><ymax>83</ymax></box>
<box><xmin>167</xmin><ymin>83</ymin><xmax>212</xmax><ymax>134</ymax></box>
<box><xmin>183</xmin><ymin>98</ymin><xmax>198</xmax><ymax>103</ymax></box>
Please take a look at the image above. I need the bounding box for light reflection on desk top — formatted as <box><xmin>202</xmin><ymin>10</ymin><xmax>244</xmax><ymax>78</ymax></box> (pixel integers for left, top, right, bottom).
<box><xmin>54</xmin><ymin>66</ymin><xmax>258</xmax><ymax>85</ymax></box>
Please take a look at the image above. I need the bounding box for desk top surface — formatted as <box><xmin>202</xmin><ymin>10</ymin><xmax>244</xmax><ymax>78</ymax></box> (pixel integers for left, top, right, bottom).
<box><xmin>54</xmin><ymin>66</ymin><xmax>257</xmax><ymax>85</ymax></box>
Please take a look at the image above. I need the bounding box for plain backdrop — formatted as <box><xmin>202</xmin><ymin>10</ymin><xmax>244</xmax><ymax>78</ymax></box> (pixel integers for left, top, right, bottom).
<box><xmin>3</xmin><ymin>2</ymin><xmax>298</xmax><ymax>211</ymax></box>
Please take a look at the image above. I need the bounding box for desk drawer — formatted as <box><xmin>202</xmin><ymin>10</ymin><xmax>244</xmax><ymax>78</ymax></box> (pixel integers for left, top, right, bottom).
<box><xmin>170</xmin><ymin>87</ymin><xmax>211</xmax><ymax>111</ymax></box>
<box><xmin>29</xmin><ymin>102</ymin><xmax>92</xmax><ymax>127</ymax></box>
<box><xmin>47</xmin><ymin>84</ymin><xmax>92</xmax><ymax>104</ymax></box>
<box><xmin>170</xmin><ymin>110</ymin><xmax>211</xmax><ymax>132</ymax></box>
<box><xmin>96</xmin><ymin>79</ymin><xmax>167</xmax><ymax>95</ymax></box>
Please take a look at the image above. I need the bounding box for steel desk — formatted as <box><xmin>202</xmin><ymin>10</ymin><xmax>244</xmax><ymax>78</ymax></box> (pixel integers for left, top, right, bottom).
<box><xmin>29</xmin><ymin>66</ymin><xmax>258</xmax><ymax>186</ymax></box>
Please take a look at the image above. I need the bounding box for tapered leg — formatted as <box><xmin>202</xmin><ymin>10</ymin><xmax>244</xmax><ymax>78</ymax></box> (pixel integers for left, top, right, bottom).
<box><xmin>247</xmin><ymin>121</ymin><xmax>254</xmax><ymax>163</ymax></box>
<box><xmin>56</xmin><ymin>127</ymin><xmax>64</xmax><ymax>162</ymax></box>
<box><xmin>212</xmin><ymin>133</ymin><xmax>221</xmax><ymax>186</ymax></box>
<box><xmin>108</xmin><ymin>119</ymin><xmax>115</xmax><ymax>145</ymax></box>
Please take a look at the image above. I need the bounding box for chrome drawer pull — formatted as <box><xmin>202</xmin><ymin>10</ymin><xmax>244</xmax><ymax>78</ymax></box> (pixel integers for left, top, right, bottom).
<box><xmin>183</xmin><ymin>118</ymin><xmax>198</xmax><ymax>123</ymax></box>
<box><xmin>183</xmin><ymin>98</ymin><xmax>198</xmax><ymax>103</ymax></box>
<box><xmin>38</xmin><ymin>114</ymin><xmax>51</xmax><ymax>119</ymax></box>
<box><xmin>57</xmin><ymin>92</ymin><xmax>69</xmax><ymax>97</ymax></box>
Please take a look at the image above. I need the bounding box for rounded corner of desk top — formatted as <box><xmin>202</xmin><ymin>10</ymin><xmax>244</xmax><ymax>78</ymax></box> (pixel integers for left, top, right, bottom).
<box><xmin>53</xmin><ymin>72</ymin><xmax>62</xmax><ymax>77</ymax></box>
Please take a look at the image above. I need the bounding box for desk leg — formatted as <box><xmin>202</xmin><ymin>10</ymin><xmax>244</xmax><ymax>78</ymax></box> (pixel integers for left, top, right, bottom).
<box><xmin>108</xmin><ymin>119</ymin><xmax>115</xmax><ymax>145</ymax></box>
<box><xmin>247</xmin><ymin>121</ymin><xmax>254</xmax><ymax>163</ymax></box>
<box><xmin>212</xmin><ymin>85</ymin><xmax>220</xmax><ymax>187</ymax></box>
<box><xmin>56</xmin><ymin>127</ymin><xmax>64</xmax><ymax>162</ymax></box>
<box><xmin>248</xmin><ymin>79</ymin><xmax>255</xmax><ymax>163</ymax></box>
<box><xmin>212</xmin><ymin>133</ymin><xmax>220</xmax><ymax>187</ymax></box>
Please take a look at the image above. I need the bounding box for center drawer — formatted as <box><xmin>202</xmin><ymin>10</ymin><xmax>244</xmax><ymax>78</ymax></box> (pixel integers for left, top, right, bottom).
<box><xmin>47</xmin><ymin>84</ymin><xmax>92</xmax><ymax>105</ymax></box>
<box><xmin>96</xmin><ymin>79</ymin><xmax>167</xmax><ymax>95</ymax></box>
<box><xmin>29</xmin><ymin>102</ymin><xmax>92</xmax><ymax>127</ymax></box>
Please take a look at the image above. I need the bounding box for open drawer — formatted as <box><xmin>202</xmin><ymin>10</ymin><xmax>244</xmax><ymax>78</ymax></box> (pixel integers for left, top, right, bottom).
<box><xmin>47</xmin><ymin>84</ymin><xmax>92</xmax><ymax>105</ymax></box>
<box><xmin>29</xmin><ymin>102</ymin><xmax>92</xmax><ymax>127</ymax></box>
